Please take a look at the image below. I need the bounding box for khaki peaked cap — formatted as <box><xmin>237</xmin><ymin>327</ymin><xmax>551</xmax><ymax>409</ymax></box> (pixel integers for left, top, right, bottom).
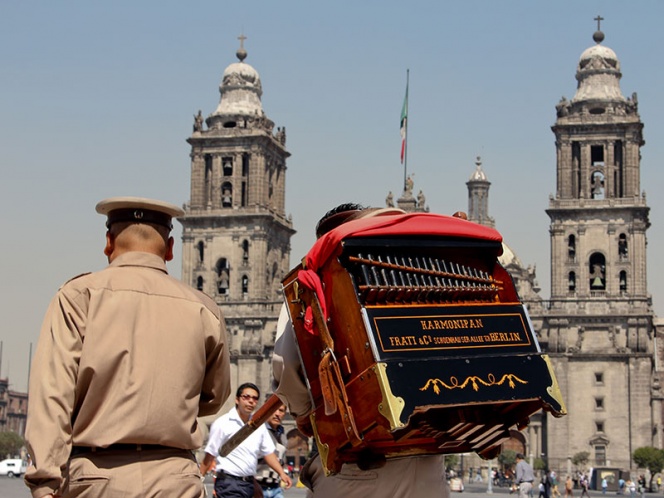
<box><xmin>96</xmin><ymin>196</ymin><xmax>185</xmax><ymax>230</ymax></box>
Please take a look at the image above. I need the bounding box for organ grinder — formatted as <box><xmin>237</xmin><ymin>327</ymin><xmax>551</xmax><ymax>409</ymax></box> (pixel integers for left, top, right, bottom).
<box><xmin>281</xmin><ymin>211</ymin><xmax>566</xmax><ymax>474</ymax></box>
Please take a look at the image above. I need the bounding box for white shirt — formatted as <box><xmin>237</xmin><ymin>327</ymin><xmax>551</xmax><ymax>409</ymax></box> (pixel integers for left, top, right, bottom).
<box><xmin>204</xmin><ymin>407</ymin><xmax>276</xmax><ymax>478</ymax></box>
<box><xmin>272</xmin><ymin>305</ymin><xmax>314</xmax><ymax>416</ymax></box>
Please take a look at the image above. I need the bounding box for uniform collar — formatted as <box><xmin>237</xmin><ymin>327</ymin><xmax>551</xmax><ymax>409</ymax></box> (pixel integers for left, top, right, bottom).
<box><xmin>109</xmin><ymin>252</ymin><xmax>168</xmax><ymax>274</ymax></box>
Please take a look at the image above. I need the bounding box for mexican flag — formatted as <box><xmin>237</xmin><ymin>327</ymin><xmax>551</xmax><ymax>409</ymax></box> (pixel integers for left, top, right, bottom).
<box><xmin>400</xmin><ymin>82</ymin><xmax>408</xmax><ymax>164</ymax></box>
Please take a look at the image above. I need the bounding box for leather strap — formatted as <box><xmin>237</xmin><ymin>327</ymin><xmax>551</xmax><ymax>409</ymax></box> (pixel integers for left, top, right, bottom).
<box><xmin>319</xmin><ymin>352</ymin><xmax>337</xmax><ymax>416</ymax></box>
<box><xmin>308</xmin><ymin>292</ymin><xmax>361</xmax><ymax>446</ymax></box>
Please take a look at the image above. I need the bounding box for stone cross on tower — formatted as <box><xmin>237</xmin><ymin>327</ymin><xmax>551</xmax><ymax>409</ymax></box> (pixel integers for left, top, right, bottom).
<box><xmin>236</xmin><ymin>34</ymin><xmax>247</xmax><ymax>62</ymax></box>
<box><xmin>594</xmin><ymin>15</ymin><xmax>604</xmax><ymax>31</ymax></box>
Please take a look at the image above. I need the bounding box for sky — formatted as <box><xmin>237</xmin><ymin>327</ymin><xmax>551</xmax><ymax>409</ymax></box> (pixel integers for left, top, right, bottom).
<box><xmin>1</xmin><ymin>1</ymin><xmax>664</xmax><ymax>392</ymax></box>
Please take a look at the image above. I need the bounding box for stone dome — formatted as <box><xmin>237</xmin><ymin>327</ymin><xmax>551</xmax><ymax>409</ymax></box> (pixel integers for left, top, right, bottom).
<box><xmin>578</xmin><ymin>44</ymin><xmax>619</xmax><ymax>69</ymax></box>
<box><xmin>572</xmin><ymin>30</ymin><xmax>625</xmax><ymax>102</ymax></box>
<box><xmin>498</xmin><ymin>242</ymin><xmax>542</xmax><ymax>298</ymax></box>
<box><xmin>499</xmin><ymin>242</ymin><xmax>523</xmax><ymax>269</ymax></box>
<box><xmin>212</xmin><ymin>56</ymin><xmax>264</xmax><ymax>117</ymax></box>
<box><xmin>469</xmin><ymin>157</ymin><xmax>488</xmax><ymax>182</ymax></box>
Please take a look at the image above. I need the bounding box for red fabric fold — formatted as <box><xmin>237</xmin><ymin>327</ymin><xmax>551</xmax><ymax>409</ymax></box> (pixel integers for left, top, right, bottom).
<box><xmin>297</xmin><ymin>268</ymin><xmax>328</xmax><ymax>335</ymax></box>
<box><xmin>305</xmin><ymin>212</ymin><xmax>503</xmax><ymax>273</ymax></box>
<box><xmin>298</xmin><ymin>213</ymin><xmax>503</xmax><ymax>335</ymax></box>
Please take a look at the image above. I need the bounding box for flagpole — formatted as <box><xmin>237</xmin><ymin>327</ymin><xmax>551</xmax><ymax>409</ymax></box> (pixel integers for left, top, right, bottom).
<box><xmin>403</xmin><ymin>69</ymin><xmax>409</xmax><ymax>191</ymax></box>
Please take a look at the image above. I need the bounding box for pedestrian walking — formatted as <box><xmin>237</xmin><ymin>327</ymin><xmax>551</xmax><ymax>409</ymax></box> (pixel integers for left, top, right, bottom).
<box><xmin>565</xmin><ymin>476</ymin><xmax>574</xmax><ymax>498</ymax></box>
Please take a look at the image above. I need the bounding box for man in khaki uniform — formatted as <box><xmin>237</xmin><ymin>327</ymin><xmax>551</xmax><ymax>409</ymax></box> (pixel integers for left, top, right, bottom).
<box><xmin>24</xmin><ymin>197</ymin><xmax>231</xmax><ymax>498</ymax></box>
<box><xmin>272</xmin><ymin>203</ymin><xmax>449</xmax><ymax>498</ymax></box>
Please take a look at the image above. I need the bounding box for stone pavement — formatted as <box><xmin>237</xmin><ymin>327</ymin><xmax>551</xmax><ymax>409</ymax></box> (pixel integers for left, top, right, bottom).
<box><xmin>3</xmin><ymin>475</ymin><xmax>661</xmax><ymax>497</ymax></box>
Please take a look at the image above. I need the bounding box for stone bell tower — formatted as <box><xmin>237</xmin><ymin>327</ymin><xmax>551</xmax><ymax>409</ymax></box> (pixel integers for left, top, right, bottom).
<box><xmin>542</xmin><ymin>20</ymin><xmax>660</xmax><ymax>471</ymax></box>
<box><xmin>466</xmin><ymin>156</ymin><xmax>495</xmax><ymax>228</ymax></box>
<box><xmin>180</xmin><ymin>38</ymin><xmax>295</xmax><ymax>412</ymax></box>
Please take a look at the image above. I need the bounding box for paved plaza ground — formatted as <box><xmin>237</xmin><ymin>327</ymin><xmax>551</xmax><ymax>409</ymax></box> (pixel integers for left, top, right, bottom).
<box><xmin>2</xmin><ymin>475</ymin><xmax>659</xmax><ymax>497</ymax></box>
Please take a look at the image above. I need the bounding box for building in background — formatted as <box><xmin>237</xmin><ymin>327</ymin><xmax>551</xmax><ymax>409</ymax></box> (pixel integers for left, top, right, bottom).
<box><xmin>0</xmin><ymin>378</ymin><xmax>28</xmax><ymax>437</ymax></box>
<box><xmin>466</xmin><ymin>157</ymin><xmax>547</xmax><ymax>464</ymax></box>
<box><xmin>413</xmin><ymin>25</ymin><xmax>661</xmax><ymax>476</ymax></box>
<box><xmin>542</xmin><ymin>24</ymin><xmax>659</xmax><ymax>472</ymax></box>
<box><xmin>179</xmin><ymin>39</ymin><xmax>294</xmax><ymax>418</ymax></box>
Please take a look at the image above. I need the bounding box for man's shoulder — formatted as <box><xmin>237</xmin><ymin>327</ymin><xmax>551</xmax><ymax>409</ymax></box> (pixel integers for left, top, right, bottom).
<box><xmin>162</xmin><ymin>277</ymin><xmax>221</xmax><ymax>318</ymax></box>
<box><xmin>60</xmin><ymin>269</ymin><xmax>102</xmax><ymax>287</ymax></box>
<box><xmin>57</xmin><ymin>271</ymin><xmax>98</xmax><ymax>294</ymax></box>
<box><xmin>63</xmin><ymin>272</ymin><xmax>92</xmax><ymax>285</ymax></box>
<box><xmin>256</xmin><ymin>422</ymin><xmax>271</xmax><ymax>436</ymax></box>
<box><xmin>212</xmin><ymin>409</ymin><xmax>235</xmax><ymax>424</ymax></box>
<box><xmin>207</xmin><ymin>412</ymin><xmax>231</xmax><ymax>437</ymax></box>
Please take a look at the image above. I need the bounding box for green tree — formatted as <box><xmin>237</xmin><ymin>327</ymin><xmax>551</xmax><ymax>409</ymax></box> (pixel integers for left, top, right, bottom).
<box><xmin>633</xmin><ymin>446</ymin><xmax>664</xmax><ymax>491</ymax></box>
<box><xmin>534</xmin><ymin>457</ymin><xmax>547</xmax><ymax>471</ymax></box>
<box><xmin>444</xmin><ymin>454</ymin><xmax>460</xmax><ymax>472</ymax></box>
<box><xmin>498</xmin><ymin>449</ymin><xmax>517</xmax><ymax>473</ymax></box>
<box><xmin>0</xmin><ymin>431</ymin><xmax>24</xmax><ymax>458</ymax></box>
<box><xmin>572</xmin><ymin>451</ymin><xmax>590</xmax><ymax>471</ymax></box>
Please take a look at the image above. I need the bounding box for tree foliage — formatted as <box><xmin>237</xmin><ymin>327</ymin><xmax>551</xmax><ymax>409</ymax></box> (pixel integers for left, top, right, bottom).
<box><xmin>633</xmin><ymin>446</ymin><xmax>664</xmax><ymax>473</ymax></box>
<box><xmin>498</xmin><ymin>449</ymin><xmax>517</xmax><ymax>471</ymax></box>
<box><xmin>444</xmin><ymin>454</ymin><xmax>460</xmax><ymax>471</ymax></box>
<box><xmin>572</xmin><ymin>451</ymin><xmax>590</xmax><ymax>469</ymax></box>
<box><xmin>534</xmin><ymin>457</ymin><xmax>547</xmax><ymax>471</ymax></box>
<box><xmin>633</xmin><ymin>446</ymin><xmax>664</xmax><ymax>490</ymax></box>
<box><xmin>0</xmin><ymin>431</ymin><xmax>25</xmax><ymax>458</ymax></box>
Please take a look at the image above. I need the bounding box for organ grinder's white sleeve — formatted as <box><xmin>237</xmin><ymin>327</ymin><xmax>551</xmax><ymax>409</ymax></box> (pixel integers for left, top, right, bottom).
<box><xmin>272</xmin><ymin>305</ymin><xmax>314</xmax><ymax>417</ymax></box>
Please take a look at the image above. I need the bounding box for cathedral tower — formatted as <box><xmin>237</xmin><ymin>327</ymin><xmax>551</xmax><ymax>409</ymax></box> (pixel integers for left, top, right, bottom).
<box><xmin>180</xmin><ymin>39</ymin><xmax>294</xmax><ymax>412</ymax></box>
<box><xmin>466</xmin><ymin>156</ymin><xmax>495</xmax><ymax>228</ymax></box>
<box><xmin>543</xmin><ymin>22</ymin><xmax>660</xmax><ymax>470</ymax></box>
<box><xmin>464</xmin><ymin>157</ymin><xmax>547</xmax><ymax>463</ymax></box>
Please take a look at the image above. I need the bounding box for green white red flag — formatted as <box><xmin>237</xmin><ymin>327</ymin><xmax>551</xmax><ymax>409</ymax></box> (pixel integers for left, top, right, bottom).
<box><xmin>400</xmin><ymin>82</ymin><xmax>408</xmax><ymax>164</ymax></box>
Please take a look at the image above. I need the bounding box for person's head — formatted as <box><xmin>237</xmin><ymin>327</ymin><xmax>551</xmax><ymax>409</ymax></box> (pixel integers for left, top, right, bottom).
<box><xmin>235</xmin><ymin>382</ymin><xmax>260</xmax><ymax>421</ymax></box>
<box><xmin>315</xmin><ymin>202</ymin><xmax>366</xmax><ymax>238</ymax></box>
<box><xmin>516</xmin><ymin>453</ymin><xmax>525</xmax><ymax>461</ymax></box>
<box><xmin>96</xmin><ymin>197</ymin><xmax>184</xmax><ymax>263</ymax></box>
<box><xmin>268</xmin><ymin>403</ymin><xmax>287</xmax><ymax>429</ymax></box>
<box><xmin>314</xmin><ymin>202</ymin><xmax>405</xmax><ymax>238</ymax></box>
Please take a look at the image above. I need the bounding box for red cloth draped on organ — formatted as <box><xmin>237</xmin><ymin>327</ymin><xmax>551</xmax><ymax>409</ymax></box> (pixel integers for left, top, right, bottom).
<box><xmin>297</xmin><ymin>212</ymin><xmax>503</xmax><ymax>333</ymax></box>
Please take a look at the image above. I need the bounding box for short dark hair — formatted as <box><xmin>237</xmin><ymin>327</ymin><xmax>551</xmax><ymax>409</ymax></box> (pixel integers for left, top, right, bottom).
<box><xmin>236</xmin><ymin>382</ymin><xmax>260</xmax><ymax>398</ymax></box>
<box><xmin>315</xmin><ymin>202</ymin><xmax>366</xmax><ymax>238</ymax></box>
<box><xmin>516</xmin><ymin>453</ymin><xmax>525</xmax><ymax>460</ymax></box>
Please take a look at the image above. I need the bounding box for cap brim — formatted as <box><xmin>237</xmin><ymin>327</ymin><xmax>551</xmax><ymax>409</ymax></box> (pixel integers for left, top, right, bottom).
<box><xmin>95</xmin><ymin>196</ymin><xmax>184</xmax><ymax>218</ymax></box>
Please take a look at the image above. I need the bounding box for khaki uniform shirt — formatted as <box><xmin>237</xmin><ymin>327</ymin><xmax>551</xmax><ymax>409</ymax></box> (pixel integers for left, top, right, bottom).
<box><xmin>25</xmin><ymin>251</ymin><xmax>231</xmax><ymax>497</ymax></box>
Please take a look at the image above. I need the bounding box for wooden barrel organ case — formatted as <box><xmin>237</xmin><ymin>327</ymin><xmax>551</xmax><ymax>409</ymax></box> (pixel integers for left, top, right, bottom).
<box><xmin>281</xmin><ymin>214</ymin><xmax>566</xmax><ymax>474</ymax></box>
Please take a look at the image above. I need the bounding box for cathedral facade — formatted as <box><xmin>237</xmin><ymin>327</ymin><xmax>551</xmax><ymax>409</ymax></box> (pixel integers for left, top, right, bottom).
<box><xmin>541</xmin><ymin>26</ymin><xmax>660</xmax><ymax>472</ymax></box>
<box><xmin>180</xmin><ymin>41</ymin><xmax>294</xmax><ymax>417</ymax></box>
<box><xmin>452</xmin><ymin>26</ymin><xmax>660</xmax><ymax>475</ymax></box>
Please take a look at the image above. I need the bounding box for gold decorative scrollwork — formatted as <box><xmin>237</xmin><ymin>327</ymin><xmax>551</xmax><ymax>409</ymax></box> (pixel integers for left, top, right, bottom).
<box><xmin>420</xmin><ymin>372</ymin><xmax>528</xmax><ymax>394</ymax></box>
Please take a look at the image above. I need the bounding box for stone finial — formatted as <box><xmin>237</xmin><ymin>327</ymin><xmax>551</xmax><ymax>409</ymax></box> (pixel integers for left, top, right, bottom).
<box><xmin>237</xmin><ymin>34</ymin><xmax>247</xmax><ymax>62</ymax></box>
<box><xmin>593</xmin><ymin>15</ymin><xmax>605</xmax><ymax>44</ymax></box>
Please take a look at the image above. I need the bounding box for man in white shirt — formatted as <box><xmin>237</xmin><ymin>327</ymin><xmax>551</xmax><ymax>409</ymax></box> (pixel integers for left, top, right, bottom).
<box><xmin>200</xmin><ymin>383</ymin><xmax>292</xmax><ymax>498</ymax></box>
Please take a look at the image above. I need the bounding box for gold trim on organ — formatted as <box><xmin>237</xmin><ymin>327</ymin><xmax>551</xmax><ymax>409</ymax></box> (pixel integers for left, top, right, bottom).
<box><xmin>309</xmin><ymin>413</ymin><xmax>332</xmax><ymax>475</ymax></box>
<box><xmin>420</xmin><ymin>373</ymin><xmax>528</xmax><ymax>394</ymax></box>
<box><xmin>542</xmin><ymin>354</ymin><xmax>568</xmax><ymax>415</ymax></box>
<box><xmin>373</xmin><ymin>362</ymin><xmax>406</xmax><ymax>430</ymax></box>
